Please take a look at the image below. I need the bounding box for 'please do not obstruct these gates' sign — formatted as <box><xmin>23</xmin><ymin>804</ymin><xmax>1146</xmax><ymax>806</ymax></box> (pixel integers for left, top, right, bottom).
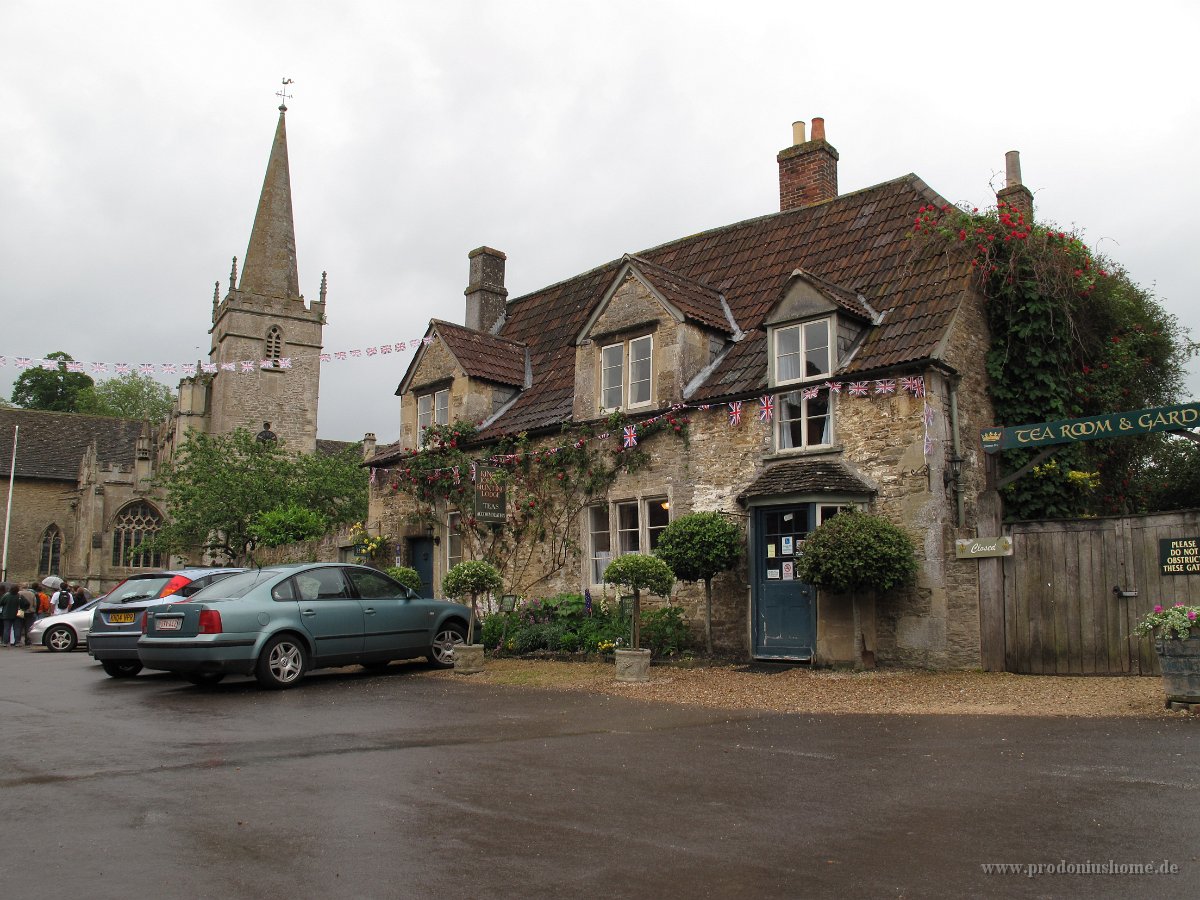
<box><xmin>1160</xmin><ymin>538</ymin><xmax>1200</xmax><ymax>576</ymax></box>
<box><xmin>981</xmin><ymin>402</ymin><xmax>1200</xmax><ymax>454</ymax></box>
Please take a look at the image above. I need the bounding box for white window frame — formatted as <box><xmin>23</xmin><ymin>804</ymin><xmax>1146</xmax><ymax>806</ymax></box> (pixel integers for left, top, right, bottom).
<box><xmin>447</xmin><ymin>512</ymin><xmax>462</xmax><ymax>571</ymax></box>
<box><xmin>646</xmin><ymin>496</ymin><xmax>670</xmax><ymax>551</ymax></box>
<box><xmin>417</xmin><ymin>388</ymin><xmax>450</xmax><ymax>441</ymax></box>
<box><xmin>586</xmin><ymin>497</ymin><xmax>672</xmax><ymax>583</ymax></box>
<box><xmin>599</xmin><ymin>335</ymin><xmax>654</xmax><ymax>412</ymax></box>
<box><xmin>773</xmin><ymin>318</ymin><xmax>832</xmax><ymax>386</ymax></box>
<box><xmin>588</xmin><ymin>504</ymin><xmax>612</xmax><ymax>584</ymax></box>
<box><xmin>777</xmin><ymin>388</ymin><xmax>833</xmax><ymax>452</ymax></box>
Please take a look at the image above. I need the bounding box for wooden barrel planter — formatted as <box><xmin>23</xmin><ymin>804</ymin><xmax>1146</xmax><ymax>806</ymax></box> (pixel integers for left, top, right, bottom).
<box><xmin>1155</xmin><ymin>636</ymin><xmax>1200</xmax><ymax>708</ymax></box>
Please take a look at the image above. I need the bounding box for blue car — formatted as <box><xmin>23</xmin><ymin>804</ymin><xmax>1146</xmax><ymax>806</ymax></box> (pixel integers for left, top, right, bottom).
<box><xmin>137</xmin><ymin>563</ymin><xmax>474</xmax><ymax>689</ymax></box>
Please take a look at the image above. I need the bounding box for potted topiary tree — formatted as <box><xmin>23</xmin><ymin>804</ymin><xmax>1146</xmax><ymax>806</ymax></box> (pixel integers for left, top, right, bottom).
<box><xmin>794</xmin><ymin>509</ymin><xmax>917</xmax><ymax>669</ymax></box>
<box><xmin>653</xmin><ymin>511</ymin><xmax>742</xmax><ymax>655</ymax></box>
<box><xmin>441</xmin><ymin>560</ymin><xmax>503</xmax><ymax>674</ymax></box>
<box><xmin>384</xmin><ymin>565</ymin><xmax>423</xmax><ymax>595</ymax></box>
<box><xmin>602</xmin><ymin>553</ymin><xmax>675</xmax><ymax>683</ymax></box>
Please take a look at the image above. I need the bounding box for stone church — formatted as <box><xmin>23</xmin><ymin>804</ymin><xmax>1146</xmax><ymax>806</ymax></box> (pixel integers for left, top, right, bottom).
<box><xmin>0</xmin><ymin>103</ymin><xmax>344</xmax><ymax>592</ymax></box>
<box><xmin>368</xmin><ymin>118</ymin><xmax>1030</xmax><ymax>668</ymax></box>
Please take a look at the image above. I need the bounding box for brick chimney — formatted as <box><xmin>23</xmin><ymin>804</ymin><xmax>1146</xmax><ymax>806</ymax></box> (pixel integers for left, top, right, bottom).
<box><xmin>777</xmin><ymin>118</ymin><xmax>839</xmax><ymax>211</ymax></box>
<box><xmin>464</xmin><ymin>246</ymin><xmax>508</xmax><ymax>333</ymax></box>
<box><xmin>996</xmin><ymin>150</ymin><xmax>1033</xmax><ymax>223</ymax></box>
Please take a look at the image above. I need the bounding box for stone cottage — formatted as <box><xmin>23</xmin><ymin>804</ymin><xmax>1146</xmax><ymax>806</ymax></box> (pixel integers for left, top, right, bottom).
<box><xmin>369</xmin><ymin>118</ymin><xmax>1017</xmax><ymax>668</ymax></box>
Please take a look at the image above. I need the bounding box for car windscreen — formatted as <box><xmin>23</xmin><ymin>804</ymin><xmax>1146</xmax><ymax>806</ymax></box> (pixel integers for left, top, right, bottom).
<box><xmin>188</xmin><ymin>569</ymin><xmax>282</xmax><ymax>601</ymax></box>
<box><xmin>104</xmin><ymin>576</ymin><xmax>176</xmax><ymax>604</ymax></box>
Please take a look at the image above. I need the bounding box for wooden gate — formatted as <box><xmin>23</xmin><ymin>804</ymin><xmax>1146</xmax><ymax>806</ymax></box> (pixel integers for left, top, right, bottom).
<box><xmin>994</xmin><ymin>511</ymin><xmax>1200</xmax><ymax>674</ymax></box>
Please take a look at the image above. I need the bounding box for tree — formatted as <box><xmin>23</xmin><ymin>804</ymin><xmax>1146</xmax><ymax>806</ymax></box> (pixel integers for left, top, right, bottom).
<box><xmin>145</xmin><ymin>429</ymin><xmax>367</xmax><ymax>565</ymax></box>
<box><xmin>76</xmin><ymin>371</ymin><xmax>174</xmax><ymax>423</ymax></box>
<box><xmin>654</xmin><ymin>512</ymin><xmax>742</xmax><ymax>654</ymax></box>
<box><xmin>442</xmin><ymin>560</ymin><xmax>503</xmax><ymax>645</ymax></box>
<box><xmin>384</xmin><ymin>566</ymin><xmax>423</xmax><ymax>594</ymax></box>
<box><xmin>602</xmin><ymin>553</ymin><xmax>675</xmax><ymax>650</ymax></box>
<box><xmin>10</xmin><ymin>351</ymin><xmax>94</xmax><ymax>411</ymax></box>
<box><xmin>794</xmin><ymin>510</ymin><xmax>917</xmax><ymax>668</ymax></box>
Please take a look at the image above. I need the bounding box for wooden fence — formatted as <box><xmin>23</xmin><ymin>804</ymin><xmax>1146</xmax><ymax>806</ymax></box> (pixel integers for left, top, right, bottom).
<box><xmin>986</xmin><ymin>510</ymin><xmax>1200</xmax><ymax>675</ymax></box>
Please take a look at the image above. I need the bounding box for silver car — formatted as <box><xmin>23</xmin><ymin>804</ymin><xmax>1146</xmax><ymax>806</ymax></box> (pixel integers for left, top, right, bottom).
<box><xmin>28</xmin><ymin>598</ymin><xmax>102</xmax><ymax>652</ymax></box>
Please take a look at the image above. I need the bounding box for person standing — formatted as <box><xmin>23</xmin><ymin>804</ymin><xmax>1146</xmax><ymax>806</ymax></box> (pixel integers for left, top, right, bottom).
<box><xmin>0</xmin><ymin>585</ymin><xmax>21</xmax><ymax>647</ymax></box>
<box><xmin>19</xmin><ymin>584</ymin><xmax>37</xmax><ymax>645</ymax></box>
<box><xmin>54</xmin><ymin>584</ymin><xmax>72</xmax><ymax>614</ymax></box>
<box><xmin>35</xmin><ymin>584</ymin><xmax>52</xmax><ymax>618</ymax></box>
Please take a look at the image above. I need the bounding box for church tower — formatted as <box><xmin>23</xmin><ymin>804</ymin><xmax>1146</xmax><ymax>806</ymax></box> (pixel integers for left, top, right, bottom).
<box><xmin>205</xmin><ymin>100</ymin><xmax>324</xmax><ymax>453</ymax></box>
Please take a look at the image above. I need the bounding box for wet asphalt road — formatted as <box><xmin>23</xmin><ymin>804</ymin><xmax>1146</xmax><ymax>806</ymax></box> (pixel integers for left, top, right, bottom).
<box><xmin>1</xmin><ymin>645</ymin><xmax>1197</xmax><ymax>900</ymax></box>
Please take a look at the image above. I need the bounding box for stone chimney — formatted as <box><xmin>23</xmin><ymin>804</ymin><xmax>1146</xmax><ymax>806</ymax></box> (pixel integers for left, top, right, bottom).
<box><xmin>361</xmin><ymin>432</ymin><xmax>376</xmax><ymax>461</ymax></box>
<box><xmin>777</xmin><ymin>117</ymin><xmax>839</xmax><ymax>211</ymax></box>
<box><xmin>996</xmin><ymin>150</ymin><xmax>1033</xmax><ymax>223</ymax></box>
<box><xmin>464</xmin><ymin>247</ymin><xmax>508</xmax><ymax>333</ymax></box>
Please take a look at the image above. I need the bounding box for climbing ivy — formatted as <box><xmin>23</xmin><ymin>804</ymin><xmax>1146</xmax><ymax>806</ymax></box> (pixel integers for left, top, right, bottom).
<box><xmin>912</xmin><ymin>202</ymin><xmax>1189</xmax><ymax>518</ymax></box>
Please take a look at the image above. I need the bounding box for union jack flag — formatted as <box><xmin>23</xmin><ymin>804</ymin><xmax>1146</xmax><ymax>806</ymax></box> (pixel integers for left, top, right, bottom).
<box><xmin>202</xmin><ymin>363</ymin><xmax>218</xmax><ymax>374</ymax></box>
<box><xmin>319</xmin><ymin>353</ymin><xmax>332</xmax><ymax>363</ymax></box>
<box><xmin>874</xmin><ymin>379</ymin><xmax>897</xmax><ymax>395</ymax></box>
<box><xmin>260</xmin><ymin>359</ymin><xmax>275</xmax><ymax>369</ymax></box>
<box><xmin>66</xmin><ymin>362</ymin><xmax>85</xmax><ymax>373</ymax></box>
<box><xmin>379</xmin><ymin>344</ymin><xmax>392</xmax><ymax>355</ymax></box>
<box><xmin>220</xmin><ymin>362</ymin><xmax>236</xmax><ymax>372</ymax></box>
<box><xmin>41</xmin><ymin>359</ymin><xmax>58</xmax><ymax>371</ymax></box>
<box><xmin>369</xmin><ymin>468</ymin><xmax>377</xmax><ymax>485</ymax></box>
<box><xmin>422</xmin><ymin>337</ymin><xmax>434</xmax><ymax>345</ymax></box>
<box><xmin>160</xmin><ymin>363</ymin><xmax>177</xmax><ymax>375</ymax></box>
<box><xmin>0</xmin><ymin>357</ymin><xmax>5</xmax><ymax>367</ymax></box>
<box><xmin>900</xmin><ymin>375</ymin><xmax>925</xmax><ymax>396</ymax></box>
<box><xmin>182</xmin><ymin>364</ymin><xmax>197</xmax><ymax>376</ymax></box>
<box><xmin>366</xmin><ymin>347</ymin><xmax>378</xmax><ymax>356</ymax></box>
<box><xmin>91</xmin><ymin>363</ymin><xmax>108</xmax><ymax>374</ymax></box>
<box><xmin>334</xmin><ymin>351</ymin><xmax>347</xmax><ymax>361</ymax></box>
<box><xmin>623</xmin><ymin>425</ymin><xmax>638</xmax><ymax>448</ymax></box>
<box><xmin>470</xmin><ymin>462</ymin><xmax>477</xmax><ymax>482</ymax></box>
<box><xmin>699</xmin><ymin>404</ymin><xmax>711</xmax><ymax>410</ymax></box>
<box><xmin>349</xmin><ymin>349</ymin><xmax>362</xmax><ymax>358</ymax></box>
<box><xmin>848</xmin><ymin>381</ymin><xmax>869</xmax><ymax>397</ymax></box>
<box><xmin>15</xmin><ymin>357</ymin><xmax>32</xmax><ymax>369</ymax></box>
<box><xmin>453</xmin><ymin>465</ymin><xmax>461</xmax><ymax>485</ymax></box>
<box><xmin>278</xmin><ymin>358</ymin><xmax>292</xmax><ymax>369</ymax></box>
<box><xmin>138</xmin><ymin>364</ymin><xmax>155</xmax><ymax>375</ymax></box>
<box><xmin>824</xmin><ymin>381</ymin><xmax>842</xmax><ymax>395</ymax></box>
<box><xmin>240</xmin><ymin>361</ymin><xmax>256</xmax><ymax>373</ymax></box>
<box><xmin>758</xmin><ymin>395</ymin><xmax>774</xmax><ymax>423</ymax></box>
<box><xmin>115</xmin><ymin>363</ymin><xmax>131</xmax><ymax>375</ymax></box>
<box><xmin>728</xmin><ymin>401</ymin><xmax>743</xmax><ymax>426</ymax></box>
<box><xmin>395</xmin><ymin>341</ymin><xmax>406</xmax><ymax>352</ymax></box>
<box><xmin>802</xmin><ymin>386</ymin><xmax>820</xmax><ymax>400</ymax></box>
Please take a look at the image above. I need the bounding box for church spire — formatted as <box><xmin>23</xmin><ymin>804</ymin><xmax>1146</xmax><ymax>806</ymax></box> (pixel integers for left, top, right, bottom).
<box><xmin>238</xmin><ymin>105</ymin><xmax>300</xmax><ymax>300</ymax></box>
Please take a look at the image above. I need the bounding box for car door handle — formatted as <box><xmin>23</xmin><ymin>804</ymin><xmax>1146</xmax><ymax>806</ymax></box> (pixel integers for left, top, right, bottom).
<box><xmin>301</xmin><ymin>609</ymin><xmax>316</xmax><ymax>617</ymax></box>
<box><xmin>363</xmin><ymin>607</ymin><xmax>376</xmax><ymax>615</ymax></box>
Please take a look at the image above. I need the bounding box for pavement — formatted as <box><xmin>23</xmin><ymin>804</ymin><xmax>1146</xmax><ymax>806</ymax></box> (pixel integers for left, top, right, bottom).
<box><xmin>1</xmin><ymin>644</ymin><xmax>1197</xmax><ymax>899</ymax></box>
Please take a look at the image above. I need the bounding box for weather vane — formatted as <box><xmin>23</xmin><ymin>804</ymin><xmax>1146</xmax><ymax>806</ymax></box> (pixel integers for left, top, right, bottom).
<box><xmin>276</xmin><ymin>77</ymin><xmax>294</xmax><ymax>110</ymax></box>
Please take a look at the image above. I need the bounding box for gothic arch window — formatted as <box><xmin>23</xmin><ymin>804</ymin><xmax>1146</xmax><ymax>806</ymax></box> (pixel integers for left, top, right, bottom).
<box><xmin>265</xmin><ymin>326</ymin><xmax>283</xmax><ymax>363</ymax></box>
<box><xmin>39</xmin><ymin>525</ymin><xmax>63</xmax><ymax>576</ymax></box>
<box><xmin>112</xmin><ymin>501</ymin><xmax>163</xmax><ymax>568</ymax></box>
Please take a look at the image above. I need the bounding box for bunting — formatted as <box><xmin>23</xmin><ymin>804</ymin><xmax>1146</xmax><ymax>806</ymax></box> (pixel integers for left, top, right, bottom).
<box><xmin>758</xmin><ymin>395</ymin><xmax>774</xmax><ymax>423</ymax></box>
<box><xmin>729</xmin><ymin>401</ymin><xmax>743</xmax><ymax>426</ymax></box>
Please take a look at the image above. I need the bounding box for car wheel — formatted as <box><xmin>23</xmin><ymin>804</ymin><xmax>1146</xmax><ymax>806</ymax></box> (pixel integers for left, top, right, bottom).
<box><xmin>45</xmin><ymin>625</ymin><xmax>78</xmax><ymax>653</ymax></box>
<box><xmin>185</xmin><ymin>672</ymin><xmax>227</xmax><ymax>686</ymax></box>
<box><xmin>101</xmin><ymin>660</ymin><xmax>143</xmax><ymax>678</ymax></box>
<box><xmin>428</xmin><ymin>622</ymin><xmax>467</xmax><ymax>669</ymax></box>
<box><xmin>256</xmin><ymin>634</ymin><xmax>308</xmax><ymax>689</ymax></box>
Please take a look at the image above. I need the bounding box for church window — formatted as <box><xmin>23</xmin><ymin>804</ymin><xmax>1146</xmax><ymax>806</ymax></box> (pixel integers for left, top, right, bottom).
<box><xmin>112</xmin><ymin>501</ymin><xmax>164</xmax><ymax>568</ymax></box>
<box><xmin>265</xmin><ymin>326</ymin><xmax>283</xmax><ymax>363</ymax></box>
<box><xmin>39</xmin><ymin>525</ymin><xmax>63</xmax><ymax>576</ymax></box>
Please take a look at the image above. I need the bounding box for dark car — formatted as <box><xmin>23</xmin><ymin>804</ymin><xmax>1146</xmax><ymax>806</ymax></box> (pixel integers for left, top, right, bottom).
<box><xmin>137</xmin><ymin>563</ymin><xmax>473</xmax><ymax>689</ymax></box>
<box><xmin>88</xmin><ymin>569</ymin><xmax>244</xmax><ymax>677</ymax></box>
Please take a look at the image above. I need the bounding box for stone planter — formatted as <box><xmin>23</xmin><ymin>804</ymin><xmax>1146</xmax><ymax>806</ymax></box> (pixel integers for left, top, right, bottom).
<box><xmin>454</xmin><ymin>643</ymin><xmax>486</xmax><ymax>675</ymax></box>
<box><xmin>614</xmin><ymin>648</ymin><xmax>651</xmax><ymax>683</ymax></box>
<box><xmin>1155</xmin><ymin>636</ymin><xmax>1200</xmax><ymax>706</ymax></box>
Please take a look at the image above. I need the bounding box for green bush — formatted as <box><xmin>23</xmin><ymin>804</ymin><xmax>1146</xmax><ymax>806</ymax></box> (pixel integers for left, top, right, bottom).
<box><xmin>480</xmin><ymin>595</ymin><xmax>693</xmax><ymax>656</ymax></box>
<box><xmin>793</xmin><ymin>509</ymin><xmax>918</xmax><ymax>593</ymax></box>
<box><xmin>383</xmin><ymin>565</ymin><xmax>422</xmax><ymax>594</ymax></box>
<box><xmin>640</xmin><ymin>606</ymin><xmax>689</xmax><ymax>656</ymax></box>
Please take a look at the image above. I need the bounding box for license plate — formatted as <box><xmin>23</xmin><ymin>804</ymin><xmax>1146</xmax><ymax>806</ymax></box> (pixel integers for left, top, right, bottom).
<box><xmin>156</xmin><ymin>618</ymin><xmax>182</xmax><ymax>631</ymax></box>
<box><xmin>108</xmin><ymin>612</ymin><xmax>136</xmax><ymax>624</ymax></box>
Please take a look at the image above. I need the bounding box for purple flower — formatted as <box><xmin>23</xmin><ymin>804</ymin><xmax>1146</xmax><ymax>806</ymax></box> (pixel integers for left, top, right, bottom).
<box><xmin>1190</xmin><ymin>611</ymin><xmax>1198</xmax><ymax>622</ymax></box>
<box><xmin>1154</xmin><ymin>605</ymin><xmax>1164</xmax><ymax>613</ymax></box>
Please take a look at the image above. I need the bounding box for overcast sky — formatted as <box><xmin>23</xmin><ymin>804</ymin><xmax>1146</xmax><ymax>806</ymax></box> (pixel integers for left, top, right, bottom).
<box><xmin>2</xmin><ymin>1</ymin><xmax>1197</xmax><ymax>442</ymax></box>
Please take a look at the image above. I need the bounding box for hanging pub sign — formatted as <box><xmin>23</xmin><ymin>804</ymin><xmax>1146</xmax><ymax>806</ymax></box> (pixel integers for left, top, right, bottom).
<box><xmin>1159</xmin><ymin>537</ymin><xmax>1200</xmax><ymax>575</ymax></box>
<box><xmin>981</xmin><ymin>402</ymin><xmax>1200</xmax><ymax>454</ymax></box>
<box><xmin>474</xmin><ymin>465</ymin><xmax>507</xmax><ymax>524</ymax></box>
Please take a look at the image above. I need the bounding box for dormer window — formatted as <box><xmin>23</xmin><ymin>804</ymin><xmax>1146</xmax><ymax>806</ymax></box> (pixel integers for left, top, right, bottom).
<box><xmin>774</xmin><ymin>319</ymin><xmax>830</xmax><ymax>384</ymax></box>
<box><xmin>600</xmin><ymin>334</ymin><xmax>653</xmax><ymax>411</ymax></box>
<box><xmin>417</xmin><ymin>388</ymin><xmax>449</xmax><ymax>440</ymax></box>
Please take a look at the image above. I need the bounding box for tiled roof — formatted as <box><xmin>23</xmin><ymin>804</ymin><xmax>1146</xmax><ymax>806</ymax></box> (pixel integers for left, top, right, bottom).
<box><xmin>0</xmin><ymin>408</ymin><xmax>144</xmax><ymax>481</ymax></box>
<box><xmin>474</xmin><ymin>173</ymin><xmax>970</xmax><ymax>439</ymax></box>
<box><xmin>738</xmin><ymin>458</ymin><xmax>877</xmax><ymax>502</ymax></box>
<box><xmin>434</xmin><ymin>320</ymin><xmax>527</xmax><ymax>388</ymax></box>
<box><xmin>316</xmin><ymin>438</ymin><xmax>357</xmax><ymax>457</ymax></box>
<box><xmin>626</xmin><ymin>256</ymin><xmax>736</xmax><ymax>334</ymax></box>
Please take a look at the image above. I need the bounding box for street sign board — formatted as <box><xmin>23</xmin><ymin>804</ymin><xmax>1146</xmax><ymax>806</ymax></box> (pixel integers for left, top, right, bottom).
<box><xmin>981</xmin><ymin>402</ymin><xmax>1200</xmax><ymax>454</ymax></box>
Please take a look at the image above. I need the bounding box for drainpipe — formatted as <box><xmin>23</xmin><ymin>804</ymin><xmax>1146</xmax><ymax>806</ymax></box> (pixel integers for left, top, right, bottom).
<box><xmin>949</xmin><ymin>380</ymin><xmax>965</xmax><ymax>528</ymax></box>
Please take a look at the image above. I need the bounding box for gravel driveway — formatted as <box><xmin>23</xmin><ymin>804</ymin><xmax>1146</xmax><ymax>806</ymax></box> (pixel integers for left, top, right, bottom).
<box><xmin>422</xmin><ymin>658</ymin><xmax>1178</xmax><ymax>717</ymax></box>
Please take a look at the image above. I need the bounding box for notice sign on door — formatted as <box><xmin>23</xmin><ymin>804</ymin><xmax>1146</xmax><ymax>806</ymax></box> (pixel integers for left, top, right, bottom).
<box><xmin>1159</xmin><ymin>537</ymin><xmax>1200</xmax><ymax>575</ymax></box>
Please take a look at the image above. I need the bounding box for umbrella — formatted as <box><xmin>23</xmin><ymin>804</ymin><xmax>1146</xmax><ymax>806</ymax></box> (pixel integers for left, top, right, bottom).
<box><xmin>42</xmin><ymin>575</ymin><xmax>63</xmax><ymax>589</ymax></box>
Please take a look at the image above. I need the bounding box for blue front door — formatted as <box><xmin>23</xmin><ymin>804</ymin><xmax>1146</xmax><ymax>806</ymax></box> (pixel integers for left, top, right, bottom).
<box><xmin>752</xmin><ymin>505</ymin><xmax>816</xmax><ymax>660</ymax></box>
<box><xmin>409</xmin><ymin>537</ymin><xmax>435</xmax><ymax>597</ymax></box>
